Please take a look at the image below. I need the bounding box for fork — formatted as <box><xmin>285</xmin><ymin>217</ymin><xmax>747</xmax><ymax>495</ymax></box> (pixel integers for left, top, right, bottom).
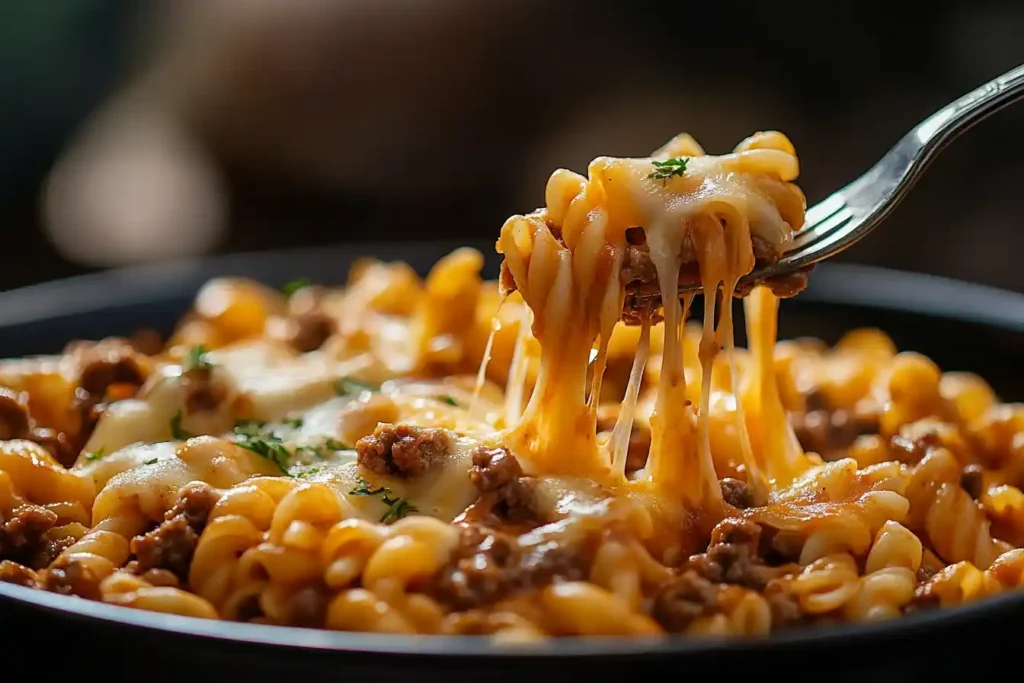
<box><xmin>680</xmin><ymin>63</ymin><xmax>1024</xmax><ymax>293</ymax></box>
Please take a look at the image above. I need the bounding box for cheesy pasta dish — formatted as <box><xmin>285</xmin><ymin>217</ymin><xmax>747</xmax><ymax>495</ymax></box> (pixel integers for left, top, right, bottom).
<box><xmin>1</xmin><ymin>132</ymin><xmax>1023</xmax><ymax>640</ymax></box>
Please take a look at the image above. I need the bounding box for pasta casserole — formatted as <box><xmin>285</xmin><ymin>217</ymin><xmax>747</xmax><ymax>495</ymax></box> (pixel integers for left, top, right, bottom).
<box><xmin>1</xmin><ymin>132</ymin><xmax>1023</xmax><ymax>640</ymax></box>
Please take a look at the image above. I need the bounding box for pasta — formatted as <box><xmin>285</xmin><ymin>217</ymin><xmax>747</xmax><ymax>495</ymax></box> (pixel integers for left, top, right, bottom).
<box><xmin>2</xmin><ymin>131</ymin><xmax>1024</xmax><ymax>642</ymax></box>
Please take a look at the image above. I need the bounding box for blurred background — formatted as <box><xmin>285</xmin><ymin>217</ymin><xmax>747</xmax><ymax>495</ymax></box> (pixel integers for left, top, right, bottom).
<box><xmin>2</xmin><ymin>0</ymin><xmax>1024</xmax><ymax>293</ymax></box>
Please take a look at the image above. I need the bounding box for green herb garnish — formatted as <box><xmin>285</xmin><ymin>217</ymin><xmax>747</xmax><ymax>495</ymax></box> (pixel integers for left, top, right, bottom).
<box><xmin>185</xmin><ymin>344</ymin><xmax>213</xmax><ymax>372</ymax></box>
<box><xmin>647</xmin><ymin>157</ymin><xmax>689</xmax><ymax>183</ymax></box>
<box><xmin>232</xmin><ymin>420</ymin><xmax>267</xmax><ymax>438</ymax></box>
<box><xmin>335</xmin><ymin>377</ymin><xmax>380</xmax><ymax>396</ymax></box>
<box><xmin>380</xmin><ymin>498</ymin><xmax>417</xmax><ymax>524</ymax></box>
<box><xmin>282</xmin><ymin>415</ymin><xmax>304</xmax><ymax>429</ymax></box>
<box><xmin>295</xmin><ymin>437</ymin><xmax>351</xmax><ymax>461</ymax></box>
<box><xmin>143</xmin><ymin>458</ymin><xmax>159</xmax><ymax>466</ymax></box>
<box><xmin>283</xmin><ymin>278</ymin><xmax>314</xmax><ymax>296</ymax></box>
<box><xmin>350</xmin><ymin>478</ymin><xmax>388</xmax><ymax>497</ymax></box>
<box><xmin>440</xmin><ymin>395</ymin><xmax>458</xmax><ymax>406</ymax></box>
<box><xmin>349</xmin><ymin>478</ymin><xmax>418</xmax><ymax>524</ymax></box>
<box><xmin>236</xmin><ymin>436</ymin><xmax>291</xmax><ymax>474</ymax></box>
<box><xmin>170</xmin><ymin>412</ymin><xmax>191</xmax><ymax>440</ymax></box>
<box><xmin>297</xmin><ymin>466</ymin><xmax>324</xmax><ymax>478</ymax></box>
<box><xmin>232</xmin><ymin>422</ymin><xmax>291</xmax><ymax>474</ymax></box>
<box><xmin>85</xmin><ymin>447</ymin><xmax>106</xmax><ymax>462</ymax></box>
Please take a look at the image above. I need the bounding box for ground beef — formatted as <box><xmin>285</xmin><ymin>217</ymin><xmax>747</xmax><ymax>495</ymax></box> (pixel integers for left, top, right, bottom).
<box><xmin>720</xmin><ymin>478</ymin><xmax>754</xmax><ymax>509</ymax></box>
<box><xmin>0</xmin><ymin>389</ymin><xmax>80</xmax><ymax>465</ymax></box>
<box><xmin>685</xmin><ymin>518</ymin><xmax>799</xmax><ymax>591</ymax></box>
<box><xmin>179</xmin><ymin>363</ymin><xmax>233</xmax><ymax>415</ymax></box>
<box><xmin>356</xmin><ymin>423</ymin><xmax>453</xmax><ymax>477</ymax></box>
<box><xmin>0</xmin><ymin>560</ymin><xmax>40</xmax><ymax>588</ymax></box>
<box><xmin>889</xmin><ymin>431</ymin><xmax>942</xmax><ymax>466</ymax></box>
<box><xmin>287</xmin><ymin>313</ymin><xmax>335</xmax><ymax>353</ymax></box>
<box><xmin>0</xmin><ymin>504</ymin><xmax>63</xmax><ymax>569</ymax></box>
<box><xmin>467</xmin><ymin>446</ymin><xmax>538</xmax><ymax>524</ymax></box>
<box><xmin>74</xmin><ymin>339</ymin><xmax>149</xmax><ymax>400</ymax></box>
<box><xmin>277</xmin><ymin>286</ymin><xmax>336</xmax><ymax>353</ymax></box>
<box><xmin>763</xmin><ymin>577</ymin><xmax>807</xmax><ymax>629</ymax></box>
<box><xmin>789</xmin><ymin>389</ymin><xmax>878</xmax><ymax>461</ymax></box>
<box><xmin>650</xmin><ymin>570</ymin><xmax>719</xmax><ymax>632</ymax></box>
<box><xmin>132</xmin><ymin>517</ymin><xmax>199</xmax><ymax>581</ymax></box>
<box><xmin>500</xmin><ymin>231</ymin><xmax>809</xmax><ymax>324</ymax></box>
<box><xmin>64</xmin><ymin>339</ymin><xmax>150</xmax><ymax>462</ymax></box>
<box><xmin>430</xmin><ymin>524</ymin><xmax>592</xmax><ymax>610</ymax></box>
<box><xmin>130</xmin><ymin>482</ymin><xmax>219</xmax><ymax>582</ymax></box>
<box><xmin>0</xmin><ymin>388</ymin><xmax>31</xmax><ymax>440</ymax></box>
<box><xmin>165</xmin><ymin>482</ymin><xmax>219</xmax><ymax>531</ymax></box>
<box><xmin>42</xmin><ymin>557</ymin><xmax>102</xmax><ymax>599</ymax></box>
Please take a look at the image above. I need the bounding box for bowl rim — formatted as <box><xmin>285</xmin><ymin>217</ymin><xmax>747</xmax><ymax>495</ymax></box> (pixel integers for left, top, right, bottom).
<box><xmin>2</xmin><ymin>241</ymin><xmax>1024</xmax><ymax>657</ymax></box>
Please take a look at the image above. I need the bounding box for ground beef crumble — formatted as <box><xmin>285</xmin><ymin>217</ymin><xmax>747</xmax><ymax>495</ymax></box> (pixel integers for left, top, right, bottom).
<box><xmin>720</xmin><ymin>478</ymin><xmax>754</xmax><ymax>510</ymax></box>
<box><xmin>0</xmin><ymin>504</ymin><xmax>74</xmax><ymax>569</ymax></box>
<box><xmin>59</xmin><ymin>338</ymin><xmax>151</xmax><ymax>464</ymax></box>
<box><xmin>685</xmin><ymin>518</ymin><xmax>800</xmax><ymax>591</ymax></box>
<box><xmin>129</xmin><ymin>482</ymin><xmax>219</xmax><ymax>583</ymax></box>
<box><xmin>789</xmin><ymin>389</ymin><xmax>879</xmax><ymax>461</ymax></box>
<box><xmin>430</xmin><ymin>523</ymin><xmax>593</xmax><ymax>611</ymax></box>
<box><xmin>42</xmin><ymin>557</ymin><xmax>102</xmax><ymax>599</ymax></box>
<box><xmin>889</xmin><ymin>431</ymin><xmax>942</xmax><ymax>466</ymax></box>
<box><xmin>467</xmin><ymin>446</ymin><xmax>538</xmax><ymax>524</ymax></box>
<box><xmin>650</xmin><ymin>570</ymin><xmax>720</xmax><ymax>632</ymax></box>
<box><xmin>0</xmin><ymin>388</ymin><xmax>31</xmax><ymax>440</ymax></box>
<box><xmin>652</xmin><ymin>517</ymin><xmax>807</xmax><ymax>632</ymax></box>
<box><xmin>356</xmin><ymin>422</ymin><xmax>453</xmax><ymax>477</ymax></box>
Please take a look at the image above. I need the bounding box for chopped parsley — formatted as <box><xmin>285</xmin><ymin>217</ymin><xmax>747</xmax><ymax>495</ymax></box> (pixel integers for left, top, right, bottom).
<box><xmin>170</xmin><ymin>412</ymin><xmax>192</xmax><ymax>440</ymax></box>
<box><xmin>349</xmin><ymin>478</ymin><xmax>418</xmax><ymax>524</ymax></box>
<box><xmin>297</xmin><ymin>466</ymin><xmax>324</xmax><ymax>478</ymax></box>
<box><xmin>282</xmin><ymin>415</ymin><xmax>304</xmax><ymax>429</ymax></box>
<box><xmin>335</xmin><ymin>377</ymin><xmax>380</xmax><ymax>396</ymax></box>
<box><xmin>350</xmin><ymin>479</ymin><xmax>387</xmax><ymax>497</ymax></box>
<box><xmin>143</xmin><ymin>458</ymin><xmax>159</xmax><ymax>466</ymax></box>
<box><xmin>380</xmin><ymin>499</ymin><xmax>417</xmax><ymax>524</ymax></box>
<box><xmin>232</xmin><ymin>420</ymin><xmax>267</xmax><ymax>437</ymax></box>
<box><xmin>232</xmin><ymin>421</ymin><xmax>291</xmax><ymax>474</ymax></box>
<box><xmin>185</xmin><ymin>345</ymin><xmax>213</xmax><ymax>372</ymax></box>
<box><xmin>296</xmin><ymin>437</ymin><xmax>351</xmax><ymax>461</ymax></box>
<box><xmin>283</xmin><ymin>277</ymin><xmax>314</xmax><ymax>296</ymax></box>
<box><xmin>647</xmin><ymin>157</ymin><xmax>689</xmax><ymax>183</ymax></box>
<box><xmin>85</xmin><ymin>447</ymin><xmax>106</xmax><ymax>462</ymax></box>
<box><xmin>440</xmin><ymin>395</ymin><xmax>458</xmax><ymax>406</ymax></box>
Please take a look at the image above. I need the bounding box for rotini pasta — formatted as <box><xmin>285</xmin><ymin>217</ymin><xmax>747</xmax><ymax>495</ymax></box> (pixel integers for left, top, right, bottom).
<box><xmin>2</xmin><ymin>131</ymin><xmax>1024</xmax><ymax>643</ymax></box>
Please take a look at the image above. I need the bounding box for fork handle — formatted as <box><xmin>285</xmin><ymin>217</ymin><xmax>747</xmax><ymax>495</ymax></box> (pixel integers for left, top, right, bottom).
<box><xmin>914</xmin><ymin>64</ymin><xmax>1024</xmax><ymax>152</ymax></box>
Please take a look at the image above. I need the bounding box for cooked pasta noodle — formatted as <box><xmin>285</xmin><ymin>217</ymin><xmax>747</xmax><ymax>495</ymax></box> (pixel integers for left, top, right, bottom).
<box><xmin>2</xmin><ymin>131</ymin><xmax>1024</xmax><ymax>641</ymax></box>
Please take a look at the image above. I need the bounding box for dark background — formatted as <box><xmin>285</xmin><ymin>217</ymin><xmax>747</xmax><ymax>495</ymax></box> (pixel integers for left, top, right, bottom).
<box><xmin>2</xmin><ymin>0</ymin><xmax>1023</xmax><ymax>292</ymax></box>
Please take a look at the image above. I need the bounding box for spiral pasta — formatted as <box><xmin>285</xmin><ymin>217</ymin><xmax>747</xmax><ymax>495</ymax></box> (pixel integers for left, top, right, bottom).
<box><xmin>2</xmin><ymin>130</ymin><xmax>1024</xmax><ymax>641</ymax></box>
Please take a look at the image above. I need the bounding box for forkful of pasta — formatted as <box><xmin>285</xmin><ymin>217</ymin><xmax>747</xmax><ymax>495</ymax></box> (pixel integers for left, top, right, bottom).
<box><xmin>657</xmin><ymin>63</ymin><xmax>1024</xmax><ymax>301</ymax></box>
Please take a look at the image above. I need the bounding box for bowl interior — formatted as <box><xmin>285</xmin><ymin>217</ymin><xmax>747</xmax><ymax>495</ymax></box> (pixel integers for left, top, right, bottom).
<box><xmin>2</xmin><ymin>241</ymin><xmax>1024</xmax><ymax>676</ymax></box>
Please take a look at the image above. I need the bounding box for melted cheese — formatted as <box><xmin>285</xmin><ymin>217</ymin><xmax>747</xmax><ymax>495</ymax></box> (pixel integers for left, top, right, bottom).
<box><xmin>63</xmin><ymin>131</ymin><xmax>810</xmax><ymax>553</ymax></box>
<box><xmin>496</xmin><ymin>131</ymin><xmax>806</xmax><ymax>537</ymax></box>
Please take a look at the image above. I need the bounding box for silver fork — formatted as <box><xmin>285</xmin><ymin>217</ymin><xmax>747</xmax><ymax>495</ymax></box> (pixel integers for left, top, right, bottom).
<box><xmin>683</xmin><ymin>63</ymin><xmax>1024</xmax><ymax>293</ymax></box>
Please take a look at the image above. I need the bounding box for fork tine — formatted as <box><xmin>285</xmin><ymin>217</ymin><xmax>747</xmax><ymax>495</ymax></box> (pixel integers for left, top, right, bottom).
<box><xmin>790</xmin><ymin>201</ymin><xmax>855</xmax><ymax>251</ymax></box>
<box><xmin>802</xmin><ymin>192</ymin><xmax>848</xmax><ymax>227</ymax></box>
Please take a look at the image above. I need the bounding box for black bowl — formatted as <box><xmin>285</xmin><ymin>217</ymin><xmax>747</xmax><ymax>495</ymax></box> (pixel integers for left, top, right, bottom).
<box><xmin>2</xmin><ymin>241</ymin><xmax>1023</xmax><ymax>680</ymax></box>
